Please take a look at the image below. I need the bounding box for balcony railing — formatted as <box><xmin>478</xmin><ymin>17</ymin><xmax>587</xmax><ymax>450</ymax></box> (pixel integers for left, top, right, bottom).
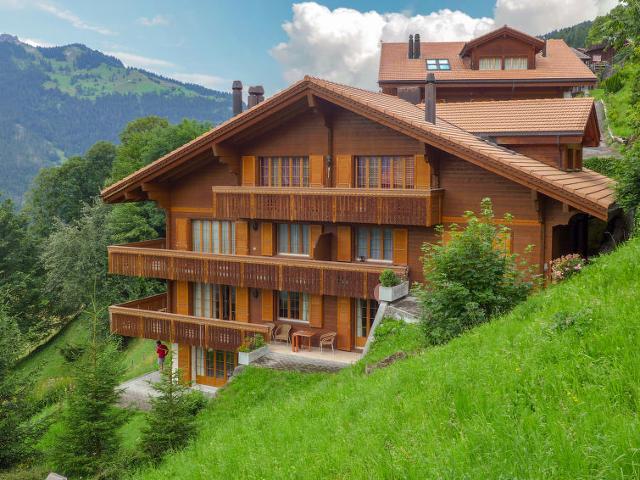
<box><xmin>211</xmin><ymin>187</ymin><xmax>443</xmax><ymax>226</ymax></box>
<box><xmin>108</xmin><ymin>241</ymin><xmax>407</xmax><ymax>299</ymax></box>
<box><xmin>109</xmin><ymin>293</ymin><xmax>271</xmax><ymax>351</ymax></box>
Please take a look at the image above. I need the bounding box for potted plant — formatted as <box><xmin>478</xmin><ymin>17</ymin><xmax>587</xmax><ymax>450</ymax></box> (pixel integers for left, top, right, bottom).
<box><xmin>378</xmin><ymin>269</ymin><xmax>409</xmax><ymax>302</ymax></box>
<box><xmin>237</xmin><ymin>334</ymin><xmax>269</xmax><ymax>365</ymax></box>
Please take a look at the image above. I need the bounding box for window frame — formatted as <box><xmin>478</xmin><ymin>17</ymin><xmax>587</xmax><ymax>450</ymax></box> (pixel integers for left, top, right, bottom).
<box><xmin>426</xmin><ymin>58</ymin><xmax>450</xmax><ymax>70</ymax></box>
<box><xmin>277</xmin><ymin>291</ymin><xmax>310</xmax><ymax>323</ymax></box>
<box><xmin>478</xmin><ymin>56</ymin><xmax>503</xmax><ymax>70</ymax></box>
<box><xmin>193</xmin><ymin>283</ymin><xmax>236</xmax><ymax>320</ymax></box>
<box><xmin>504</xmin><ymin>56</ymin><xmax>528</xmax><ymax>70</ymax></box>
<box><xmin>355</xmin><ymin>227</ymin><xmax>393</xmax><ymax>262</ymax></box>
<box><xmin>354</xmin><ymin>156</ymin><xmax>414</xmax><ymax>189</ymax></box>
<box><xmin>192</xmin><ymin>220</ymin><xmax>236</xmax><ymax>255</ymax></box>
<box><xmin>276</xmin><ymin>223</ymin><xmax>311</xmax><ymax>256</ymax></box>
<box><xmin>258</xmin><ymin>156</ymin><xmax>310</xmax><ymax>187</ymax></box>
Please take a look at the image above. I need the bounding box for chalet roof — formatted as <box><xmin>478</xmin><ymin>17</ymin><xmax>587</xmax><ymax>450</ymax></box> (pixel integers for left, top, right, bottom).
<box><xmin>434</xmin><ymin>97</ymin><xmax>598</xmax><ymax>139</ymax></box>
<box><xmin>101</xmin><ymin>77</ymin><xmax>615</xmax><ymax>220</ymax></box>
<box><xmin>378</xmin><ymin>39</ymin><xmax>596</xmax><ymax>84</ymax></box>
<box><xmin>459</xmin><ymin>25</ymin><xmax>545</xmax><ymax>58</ymax></box>
<box><xmin>571</xmin><ymin>47</ymin><xmax>591</xmax><ymax>60</ymax></box>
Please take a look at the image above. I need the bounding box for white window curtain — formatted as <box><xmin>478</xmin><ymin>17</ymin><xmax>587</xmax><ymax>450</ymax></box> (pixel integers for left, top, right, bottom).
<box><xmin>504</xmin><ymin>57</ymin><xmax>527</xmax><ymax>70</ymax></box>
<box><xmin>479</xmin><ymin>57</ymin><xmax>501</xmax><ymax>70</ymax></box>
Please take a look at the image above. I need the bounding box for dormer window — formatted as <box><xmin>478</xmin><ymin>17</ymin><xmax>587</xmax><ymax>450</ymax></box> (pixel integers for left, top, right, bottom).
<box><xmin>505</xmin><ymin>57</ymin><xmax>528</xmax><ymax>70</ymax></box>
<box><xmin>479</xmin><ymin>57</ymin><xmax>502</xmax><ymax>70</ymax></box>
<box><xmin>426</xmin><ymin>59</ymin><xmax>450</xmax><ymax>70</ymax></box>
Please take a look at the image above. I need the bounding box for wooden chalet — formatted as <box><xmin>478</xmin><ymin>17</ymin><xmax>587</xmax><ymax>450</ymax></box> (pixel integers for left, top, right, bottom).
<box><xmin>102</xmin><ymin>76</ymin><xmax>616</xmax><ymax>388</ymax></box>
<box><xmin>379</xmin><ymin>25</ymin><xmax>597</xmax><ymax>102</ymax></box>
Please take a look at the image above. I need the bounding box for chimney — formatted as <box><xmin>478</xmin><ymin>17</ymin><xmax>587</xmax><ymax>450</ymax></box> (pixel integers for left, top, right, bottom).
<box><xmin>232</xmin><ymin>80</ymin><xmax>243</xmax><ymax>116</ymax></box>
<box><xmin>425</xmin><ymin>73</ymin><xmax>436</xmax><ymax>124</ymax></box>
<box><xmin>542</xmin><ymin>40</ymin><xmax>547</xmax><ymax>57</ymax></box>
<box><xmin>408</xmin><ymin>34</ymin><xmax>414</xmax><ymax>59</ymax></box>
<box><xmin>248</xmin><ymin>85</ymin><xmax>265</xmax><ymax>108</ymax></box>
<box><xmin>414</xmin><ymin>34</ymin><xmax>421</xmax><ymax>58</ymax></box>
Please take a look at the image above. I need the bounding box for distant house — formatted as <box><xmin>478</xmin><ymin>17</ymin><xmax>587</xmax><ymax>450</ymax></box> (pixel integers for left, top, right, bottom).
<box><xmin>378</xmin><ymin>25</ymin><xmax>597</xmax><ymax>102</ymax></box>
<box><xmin>584</xmin><ymin>43</ymin><xmax>616</xmax><ymax>73</ymax></box>
<box><xmin>572</xmin><ymin>47</ymin><xmax>591</xmax><ymax>65</ymax></box>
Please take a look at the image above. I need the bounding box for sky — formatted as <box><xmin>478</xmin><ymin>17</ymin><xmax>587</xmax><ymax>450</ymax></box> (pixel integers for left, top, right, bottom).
<box><xmin>0</xmin><ymin>0</ymin><xmax>617</xmax><ymax>94</ymax></box>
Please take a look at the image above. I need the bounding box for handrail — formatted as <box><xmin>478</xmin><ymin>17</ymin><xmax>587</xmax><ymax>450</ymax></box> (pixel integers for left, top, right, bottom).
<box><xmin>211</xmin><ymin>186</ymin><xmax>444</xmax><ymax>197</ymax></box>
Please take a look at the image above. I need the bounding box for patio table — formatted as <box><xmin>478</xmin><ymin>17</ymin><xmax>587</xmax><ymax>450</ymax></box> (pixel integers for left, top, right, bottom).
<box><xmin>292</xmin><ymin>330</ymin><xmax>315</xmax><ymax>352</ymax></box>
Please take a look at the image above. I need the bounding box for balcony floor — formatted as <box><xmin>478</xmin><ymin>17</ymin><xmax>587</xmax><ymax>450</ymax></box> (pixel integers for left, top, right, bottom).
<box><xmin>265</xmin><ymin>342</ymin><xmax>361</xmax><ymax>367</ymax></box>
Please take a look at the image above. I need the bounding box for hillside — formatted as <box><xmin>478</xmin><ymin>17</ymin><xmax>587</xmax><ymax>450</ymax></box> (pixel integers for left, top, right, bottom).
<box><xmin>130</xmin><ymin>238</ymin><xmax>640</xmax><ymax>479</ymax></box>
<box><xmin>0</xmin><ymin>34</ymin><xmax>232</xmax><ymax>203</ymax></box>
<box><xmin>542</xmin><ymin>20</ymin><xmax>593</xmax><ymax>48</ymax></box>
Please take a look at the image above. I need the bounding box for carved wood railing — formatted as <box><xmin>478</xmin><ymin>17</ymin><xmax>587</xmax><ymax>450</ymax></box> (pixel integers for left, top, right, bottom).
<box><xmin>212</xmin><ymin>187</ymin><xmax>443</xmax><ymax>226</ymax></box>
<box><xmin>109</xmin><ymin>293</ymin><xmax>271</xmax><ymax>352</ymax></box>
<box><xmin>108</xmin><ymin>242</ymin><xmax>407</xmax><ymax>299</ymax></box>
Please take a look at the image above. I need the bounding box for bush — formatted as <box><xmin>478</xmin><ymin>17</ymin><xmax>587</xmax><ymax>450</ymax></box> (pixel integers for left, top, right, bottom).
<box><xmin>238</xmin><ymin>333</ymin><xmax>265</xmax><ymax>353</ymax></box>
<box><xmin>414</xmin><ymin>199</ymin><xmax>538</xmax><ymax>345</ymax></box>
<box><xmin>550</xmin><ymin>254</ymin><xmax>586</xmax><ymax>282</ymax></box>
<box><xmin>379</xmin><ymin>269</ymin><xmax>401</xmax><ymax>287</ymax></box>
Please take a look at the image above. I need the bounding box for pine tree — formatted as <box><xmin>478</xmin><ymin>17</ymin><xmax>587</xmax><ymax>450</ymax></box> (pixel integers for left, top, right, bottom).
<box><xmin>140</xmin><ymin>367</ymin><xmax>201</xmax><ymax>462</ymax></box>
<box><xmin>50</xmin><ymin>300</ymin><xmax>125</xmax><ymax>478</ymax></box>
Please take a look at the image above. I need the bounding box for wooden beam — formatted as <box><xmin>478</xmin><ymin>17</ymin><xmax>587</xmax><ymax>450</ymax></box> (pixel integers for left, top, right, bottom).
<box><xmin>495</xmin><ymin>135</ymin><xmax>584</xmax><ymax>145</ymax></box>
<box><xmin>141</xmin><ymin>182</ymin><xmax>171</xmax><ymax>209</ymax></box>
<box><xmin>307</xmin><ymin>91</ymin><xmax>317</xmax><ymax>109</ymax></box>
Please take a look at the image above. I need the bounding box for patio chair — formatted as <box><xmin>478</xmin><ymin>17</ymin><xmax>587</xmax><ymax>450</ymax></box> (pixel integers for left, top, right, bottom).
<box><xmin>263</xmin><ymin>322</ymin><xmax>276</xmax><ymax>340</ymax></box>
<box><xmin>319</xmin><ymin>332</ymin><xmax>337</xmax><ymax>353</ymax></box>
<box><xmin>273</xmin><ymin>324</ymin><xmax>292</xmax><ymax>344</ymax></box>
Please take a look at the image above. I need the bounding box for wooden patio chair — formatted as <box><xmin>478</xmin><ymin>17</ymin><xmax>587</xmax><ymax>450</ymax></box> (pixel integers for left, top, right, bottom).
<box><xmin>319</xmin><ymin>332</ymin><xmax>337</xmax><ymax>353</ymax></box>
<box><xmin>273</xmin><ymin>324</ymin><xmax>292</xmax><ymax>344</ymax></box>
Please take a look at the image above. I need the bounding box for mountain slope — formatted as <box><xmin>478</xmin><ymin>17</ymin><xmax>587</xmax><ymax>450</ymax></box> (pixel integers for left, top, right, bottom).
<box><xmin>542</xmin><ymin>21</ymin><xmax>593</xmax><ymax>48</ymax></box>
<box><xmin>0</xmin><ymin>34</ymin><xmax>232</xmax><ymax>203</ymax></box>
<box><xmin>132</xmin><ymin>239</ymin><xmax>640</xmax><ymax>479</ymax></box>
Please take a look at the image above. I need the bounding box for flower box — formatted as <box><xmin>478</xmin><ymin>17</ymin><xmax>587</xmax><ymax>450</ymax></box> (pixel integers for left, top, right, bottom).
<box><xmin>238</xmin><ymin>345</ymin><xmax>269</xmax><ymax>365</ymax></box>
<box><xmin>378</xmin><ymin>281</ymin><xmax>409</xmax><ymax>302</ymax></box>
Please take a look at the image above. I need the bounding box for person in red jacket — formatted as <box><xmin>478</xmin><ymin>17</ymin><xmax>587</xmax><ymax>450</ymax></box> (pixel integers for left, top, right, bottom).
<box><xmin>156</xmin><ymin>340</ymin><xmax>169</xmax><ymax>371</ymax></box>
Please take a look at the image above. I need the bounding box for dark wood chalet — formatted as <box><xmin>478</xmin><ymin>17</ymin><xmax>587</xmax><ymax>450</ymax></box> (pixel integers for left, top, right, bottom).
<box><xmin>102</xmin><ymin>76</ymin><xmax>616</xmax><ymax>388</ymax></box>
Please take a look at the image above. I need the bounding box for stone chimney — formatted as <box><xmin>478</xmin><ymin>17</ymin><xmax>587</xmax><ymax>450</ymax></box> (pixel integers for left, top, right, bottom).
<box><xmin>425</xmin><ymin>73</ymin><xmax>436</xmax><ymax>124</ymax></box>
<box><xmin>247</xmin><ymin>85</ymin><xmax>265</xmax><ymax>108</ymax></box>
<box><xmin>408</xmin><ymin>34</ymin><xmax>414</xmax><ymax>59</ymax></box>
<box><xmin>232</xmin><ymin>80</ymin><xmax>243</xmax><ymax>116</ymax></box>
<box><xmin>414</xmin><ymin>34</ymin><xmax>421</xmax><ymax>58</ymax></box>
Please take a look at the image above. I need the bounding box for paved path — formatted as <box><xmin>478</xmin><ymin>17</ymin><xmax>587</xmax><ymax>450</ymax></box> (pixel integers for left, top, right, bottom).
<box><xmin>251</xmin><ymin>352</ymin><xmax>350</xmax><ymax>373</ymax></box>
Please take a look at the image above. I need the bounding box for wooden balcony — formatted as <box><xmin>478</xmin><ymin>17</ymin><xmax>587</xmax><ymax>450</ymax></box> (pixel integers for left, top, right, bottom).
<box><xmin>108</xmin><ymin>241</ymin><xmax>407</xmax><ymax>299</ymax></box>
<box><xmin>211</xmin><ymin>187</ymin><xmax>443</xmax><ymax>226</ymax></box>
<box><xmin>109</xmin><ymin>293</ymin><xmax>271</xmax><ymax>352</ymax></box>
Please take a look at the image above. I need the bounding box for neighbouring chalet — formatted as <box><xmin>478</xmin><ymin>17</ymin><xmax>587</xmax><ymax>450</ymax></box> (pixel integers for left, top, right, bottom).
<box><xmin>379</xmin><ymin>25</ymin><xmax>597</xmax><ymax>102</ymax></box>
<box><xmin>101</xmin><ymin>75</ymin><xmax>617</xmax><ymax>388</ymax></box>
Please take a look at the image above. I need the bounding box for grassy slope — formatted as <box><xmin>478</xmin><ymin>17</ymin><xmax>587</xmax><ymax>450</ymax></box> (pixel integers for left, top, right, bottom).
<box><xmin>590</xmin><ymin>62</ymin><xmax>639</xmax><ymax>139</ymax></box>
<box><xmin>132</xmin><ymin>238</ymin><xmax>640</xmax><ymax>480</ymax></box>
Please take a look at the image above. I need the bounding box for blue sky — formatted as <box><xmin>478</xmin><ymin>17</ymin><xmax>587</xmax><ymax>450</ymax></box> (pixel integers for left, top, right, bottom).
<box><xmin>0</xmin><ymin>0</ymin><xmax>616</xmax><ymax>94</ymax></box>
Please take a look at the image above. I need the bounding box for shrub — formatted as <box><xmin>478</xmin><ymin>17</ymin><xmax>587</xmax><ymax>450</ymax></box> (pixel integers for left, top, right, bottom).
<box><xmin>379</xmin><ymin>269</ymin><xmax>401</xmax><ymax>287</ymax></box>
<box><xmin>414</xmin><ymin>198</ymin><xmax>538</xmax><ymax>345</ymax></box>
<box><xmin>550</xmin><ymin>254</ymin><xmax>586</xmax><ymax>282</ymax></box>
<box><xmin>238</xmin><ymin>333</ymin><xmax>266</xmax><ymax>352</ymax></box>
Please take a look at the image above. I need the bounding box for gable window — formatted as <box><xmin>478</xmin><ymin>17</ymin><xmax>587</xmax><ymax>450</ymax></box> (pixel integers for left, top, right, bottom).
<box><xmin>192</xmin><ymin>220</ymin><xmax>236</xmax><ymax>254</ymax></box>
<box><xmin>278</xmin><ymin>291</ymin><xmax>309</xmax><ymax>322</ymax></box>
<box><xmin>355</xmin><ymin>156</ymin><xmax>414</xmax><ymax>189</ymax></box>
<box><xmin>277</xmin><ymin>223</ymin><xmax>310</xmax><ymax>255</ymax></box>
<box><xmin>504</xmin><ymin>57</ymin><xmax>528</xmax><ymax>70</ymax></box>
<box><xmin>356</xmin><ymin>227</ymin><xmax>393</xmax><ymax>262</ymax></box>
<box><xmin>259</xmin><ymin>156</ymin><xmax>309</xmax><ymax>187</ymax></box>
<box><xmin>479</xmin><ymin>57</ymin><xmax>502</xmax><ymax>70</ymax></box>
<box><xmin>426</xmin><ymin>58</ymin><xmax>450</xmax><ymax>70</ymax></box>
<box><xmin>193</xmin><ymin>283</ymin><xmax>236</xmax><ymax>320</ymax></box>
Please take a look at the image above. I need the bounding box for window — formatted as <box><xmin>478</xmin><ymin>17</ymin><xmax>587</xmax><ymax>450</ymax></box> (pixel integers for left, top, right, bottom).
<box><xmin>479</xmin><ymin>57</ymin><xmax>502</xmax><ymax>70</ymax></box>
<box><xmin>193</xmin><ymin>283</ymin><xmax>236</xmax><ymax>320</ymax></box>
<box><xmin>195</xmin><ymin>347</ymin><xmax>236</xmax><ymax>382</ymax></box>
<box><xmin>278</xmin><ymin>291</ymin><xmax>309</xmax><ymax>322</ymax></box>
<box><xmin>192</xmin><ymin>220</ymin><xmax>236</xmax><ymax>254</ymax></box>
<box><xmin>426</xmin><ymin>58</ymin><xmax>450</xmax><ymax>70</ymax></box>
<box><xmin>356</xmin><ymin>227</ymin><xmax>393</xmax><ymax>261</ymax></box>
<box><xmin>277</xmin><ymin>223</ymin><xmax>310</xmax><ymax>255</ymax></box>
<box><xmin>504</xmin><ymin>57</ymin><xmax>528</xmax><ymax>70</ymax></box>
<box><xmin>356</xmin><ymin>299</ymin><xmax>378</xmax><ymax>340</ymax></box>
<box><xmin>258</xmin><ymin>157</ymin><xmax>309</xmax><ymax>187</ymax></box>
<box><xmin>355</xmin><ymin>156</ymin><xmax>414</xmax><ymax>189</ymax></box>
<box><xmin>565</xmin><ymin>146</ymin><xmax>583</xmax><ymax>171</ymax></box>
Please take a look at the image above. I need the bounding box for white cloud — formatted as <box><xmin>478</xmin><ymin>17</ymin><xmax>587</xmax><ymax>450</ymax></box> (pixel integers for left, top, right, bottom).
<box><xmin>36</xmin><ymin>2</ymin><xmax>115</xmax><ymax>35</ymax></box>
<box><xmin>21</xmin><ymin>37</ymin><xmax>55</xmax><ymax>47</ymax></box>
<box><xmin>105</xmin><ymin>51</ymin><xmax>175</xmax><ymax>69</ymax></box>
<box><xmin>494</xmin><ymin>0</ymin><xmax>618</xmax><ymax>35</ymax></box>
<box><xmin>170</xmin><ymin>73</ymin><xmax>229</xmax><ymax>90</ymax></box>
<box><xmin>138</xmin><ymin>14</ymin><xmax>170</xmax><ymax>27</ymax></box>
<box><xmin>270</xmin><ymin>2</ymin><xmax>494</xmax><ymax>89</ymax></box>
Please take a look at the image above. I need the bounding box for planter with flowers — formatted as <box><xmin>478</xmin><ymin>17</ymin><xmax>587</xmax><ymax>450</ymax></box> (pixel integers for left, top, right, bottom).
<box><xmin>237</xmin><ymin>334</ymin><xmax>269</xmax><ymax>365</ymax></box>
<box><xmin>378</xmin><ymin>269</ymin><xmax>409</xmax><ymax>302</ymax></box>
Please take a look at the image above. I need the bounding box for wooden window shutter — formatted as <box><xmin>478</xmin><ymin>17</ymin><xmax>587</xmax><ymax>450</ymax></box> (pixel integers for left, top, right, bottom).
<box><xmin>236</xmin><ymin>220</ymin><xmax>249</xmax><ymax>255</ymax></box>
<box><xmin>309</xmin><ymin>155</ymin><xmax>324</xmax><ymax>187</ymax></box>
<box><xmin>242</xmin><ymin>155</ymin><xmax>257</xmax><ymax>186</ymax></box>
<box><xmin>392</xmin><ymin>228</ymin><xmax>408</xmax><ymax>265</ymax></box>
<box><xmin>335</xmin><ymin>155</ymin><xmax>353</xmax><ymax>188</ymax></box>
<box><xmin>261</xmin><ymin>223</ymin><xmax>275</xmax><ymax>256</ymax></box>
<box><xmin>336</xmin><ymin>297</ymin><xmax>352</xmax><ymax>351</ymax></box>
<box><xmin>236</xmin><ymin>287</ymin><xmax>249</xmax><ymax>322</ymax></box>
<box><xmin>178</xmin><ymin>344</ymin><xmax>191</xmax><ymax>384</ymax></box>
<box><xmin>336</xmin><ymin>226</ymin><xmax>352</xmax><ymax>261</ymax></box>
<box><xmin>309</xmin><ymin>224</ymin><xmax>322</xmax><ymax>258</ymax></box>
<box><xmin>309</xmin><ymin>295</ymin><xmax>323</xmax><ymax>328</ymax></box>
<box><xmin>176</xmin><ymin>281</ymin><xmax>189</xmax><ymax>315</ymax></box>
<box><xmin>175</xmin><ymin>218</ymin><xmax>190</xmax><ymax>250</ymax></box>
<box><xmin>261</xmin><ymin>290</ymin><xmax>273</xmax><ymax>321</ymax></box>
<box><xmin>414</xmin><ymin>154</ymin><xmax>431</xmax><ymax>189</ymax></box>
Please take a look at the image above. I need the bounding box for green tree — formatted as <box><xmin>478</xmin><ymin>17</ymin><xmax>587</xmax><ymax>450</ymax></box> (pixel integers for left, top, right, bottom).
<box><xmin>140</xmin><ymin>368</ymin><xmax>203</xmax><ymax>462</ymax></box>
<box><xmin>414</xmin><ymin>199</ymin><xmax>537</xmax><ymax>345</ymax></box>
<box><xmin>50</xmin><ymin>302</ymin><xmax>126</xmax><ymax>478</ymax></box>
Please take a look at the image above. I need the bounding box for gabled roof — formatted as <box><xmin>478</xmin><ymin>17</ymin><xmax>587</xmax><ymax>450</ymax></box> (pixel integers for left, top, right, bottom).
<box><xmin>434</xmin><ymin>97</ymin><xmax>599</xmax><ymax>143</ymax></box>
<box><xmin>571</xmin><ymin>47</ymin><xmax>591</xmax><ymax>60</ymax></box>
<box><xmin>101</xmin><ymin>77</ymin><xmax>615</xmax><ymax>220</ymax></box>
<box><xmin>459</xmin><ymin>25</ymin><xmax>545</xmax><ymax>57</ymax></box>
<box><xmin>378</xmin><ymin>39</ymin><xmax>596</xmax><ymax>84</ymax></box>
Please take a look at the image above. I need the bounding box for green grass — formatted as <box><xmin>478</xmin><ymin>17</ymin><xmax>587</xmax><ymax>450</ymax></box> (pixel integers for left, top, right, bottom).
<box><xmin>129</xmin><ymin>238</ymin><xmax>640</xmax><ymax>479</ymax></box>
<box><xmin>590</xmin><ymin>63</ymin><xmax>639</xmax><ymax>139</ymax></box>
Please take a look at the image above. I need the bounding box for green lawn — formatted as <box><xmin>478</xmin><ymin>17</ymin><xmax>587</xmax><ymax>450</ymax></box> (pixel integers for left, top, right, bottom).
<box><xmin>590</xmin><ymin>62</ymin><xmax>639</xmax><ymax>139</ymax></box>
<box><xmin>129</xmin><ymin>238</ymin><xmax>640</xmax><ymax>479</ymax></box>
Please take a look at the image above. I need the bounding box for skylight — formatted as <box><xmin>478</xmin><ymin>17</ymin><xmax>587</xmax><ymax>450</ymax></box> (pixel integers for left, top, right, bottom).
<box><xmin>426</xmin><ymin>59</ymin><xmax>450</xmax><ymax>70</ymax></box>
